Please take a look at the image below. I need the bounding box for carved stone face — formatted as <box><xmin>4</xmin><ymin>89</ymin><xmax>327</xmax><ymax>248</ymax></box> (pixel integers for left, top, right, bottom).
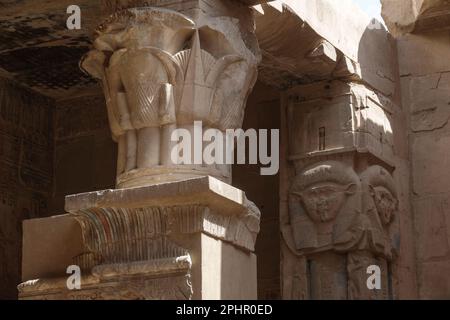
<box><xmin>372</xmin><ymin>186</ymin><xmax>396</xmax><ymax>225</ymax></box>
<box><xmin>298</xmin><ymin>183</ymin><xmax>355</xmax><ymax>223</ymax></box>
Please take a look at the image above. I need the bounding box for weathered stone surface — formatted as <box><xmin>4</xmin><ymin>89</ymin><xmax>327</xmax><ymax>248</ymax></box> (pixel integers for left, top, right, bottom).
<box><xmin>19</xmin><ymin>264</ymin><xmax>193</xmax><ymax>300</ymax></box>
<box><xmin>414</xmin><ymin>195</ymin><xmax>450</xmax><ymax>262</ymax></box>
<box><xmin>412</xmin><ymin>134</ymin><xmax>450</xmax><ymax>195</ymax></box>
<box><xmin>255</xmin><ymin>0</ymin><xmax>398</xmax><ymax>98</ymax></box>
<box><xmin>398</xmin><ymin>33</ymin><xmax>450</xmax><ymax>77</ymax></box>
<box><xmin>287</xmin><ymin>81</ymin><xmax>396</xmax><ymax>166</ymax></box>
<box><xmin>21</xmin><ymin>215</ymin><xmax>83</xmax><ymax>281</ymax></box>
<box><xmin>396</xmin><ymin>6</ymin><xmax>450</xmax><ymax>300</ymax></box>
<box><xmin>406</xmin><ymin>72</ymin><xmax>450</xmax><ymax>132</ymax></box>
<box><xmin>419</xmin><ymin>260</ymin><xmax>450</xmax><ymax>299</ymax></box>
<box><xmin>381</xmin><ymin>0</ymin><xmax>450</xmax><ymax>36</ymax></box>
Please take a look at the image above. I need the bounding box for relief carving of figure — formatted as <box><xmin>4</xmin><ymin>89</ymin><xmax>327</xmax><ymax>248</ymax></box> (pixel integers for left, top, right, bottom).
<box><xmin>288</xmin><ymin>161</ymin><xmax>363</xmax><ymax>254</ymax></box>
<box><xmin>286</xmin><ymin>162</ymin><xmax>400</xmax><ymax>300</ymax></box>
<box><xmin>346</xmin><ymin>166</ymin><xmax>399</xmax><ymax>300</ymax></box>
<box><xmin>359</xmin><ymin>165</ymin><xmax>399</xmax><ymax>260</ymax></box>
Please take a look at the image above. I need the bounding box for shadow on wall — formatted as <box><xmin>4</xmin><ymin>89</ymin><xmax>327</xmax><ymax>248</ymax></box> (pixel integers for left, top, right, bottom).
<box><xmin>231</xmin><ymin>81</ymin><xmax>281</xmax><ymax>300</ymax></box>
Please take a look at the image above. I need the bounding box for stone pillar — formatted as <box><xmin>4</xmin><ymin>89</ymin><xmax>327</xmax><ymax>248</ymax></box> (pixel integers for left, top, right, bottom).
<box><xmin>18</xmin><ymin>0</ymin><xmax>261</xmax><ymax>300</ymax></box>
<box><xmin>282</xmin><ymin>80</ymin><xmax>400</xmax><ymax>300</ymax></box>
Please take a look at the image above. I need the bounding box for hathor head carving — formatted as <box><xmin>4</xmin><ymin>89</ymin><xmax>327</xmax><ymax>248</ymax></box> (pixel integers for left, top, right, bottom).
<box><xmin>361</xmin><ymin>166</ymin><xmax>398</xmax><ymax>226</ymax></box>
<box><xmin>288</xmin><ymin>161</ymin><xmax>363</xmax><ymax>253</ymax></box>
<box><xmin>291</xmin><ymin>161</ymin><xmax>359</xmax><ymax>223</ymax></box>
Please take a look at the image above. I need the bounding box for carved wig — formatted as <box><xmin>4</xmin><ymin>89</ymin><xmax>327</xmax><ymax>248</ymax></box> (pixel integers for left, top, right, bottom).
<box><xmin>360</xmin><ymin>166</ymin><xmax>399</xmax><ymax>260</ymax></box>
<box><xmin>289</xmin><ymin>161</ymin><xmax>363</xmax><ymax>254</ymax></box>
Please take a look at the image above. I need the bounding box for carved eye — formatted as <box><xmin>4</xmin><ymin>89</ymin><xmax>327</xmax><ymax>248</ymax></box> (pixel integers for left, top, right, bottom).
<box><xmin>308</xmin><ymin>186</ymin><xmax>339</xmax><ymax>197</ymax></box>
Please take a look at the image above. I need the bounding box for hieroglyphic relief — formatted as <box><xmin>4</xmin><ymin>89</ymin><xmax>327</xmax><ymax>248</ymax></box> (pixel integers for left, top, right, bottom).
<box><xmin>19</xmin><ymin>272</ymin><xmax>193</xmax><ymax>300</ymax></box>
<box><xmin>0</xmin><ymin>79</ymin><xmax>52</xmax><ymax>299</ymax></box>
<box><xmin>55</xmin><ymin>95</ymin><xmax>109</xmax><ymax>141</ymax></box>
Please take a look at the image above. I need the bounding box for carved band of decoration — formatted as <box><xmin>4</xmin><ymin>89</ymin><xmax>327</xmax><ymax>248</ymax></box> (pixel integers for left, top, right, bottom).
<box><xmin>72</xmin><ymin>204</ymin><xmax>259</xmax><ymax>271</ymax></box>
<box><xmin>18</xmin><ymin>271</ymin><xmax>193</xmax><ymax>300</ymax></box>
<box><xmin>81</xmin><ymin>7</ymin><xmax>259</xmax><ymax>188</ymax></box>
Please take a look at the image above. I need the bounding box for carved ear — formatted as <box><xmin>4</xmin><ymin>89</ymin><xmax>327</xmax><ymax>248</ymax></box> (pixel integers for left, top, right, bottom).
<box><xmin>291</xmin><ymin>191</ymin><xmax>304</xmax><ymax>201</ymax></box>
<box><xmin>345</xmin><ymin>183</ymin><xmax>357</xmax><ymax>195</ymax></box>
<box><xmin>368</xmin><ymin>185</ymin><xmax>376</xmax><ymax>198</ymax></box>
<box><xmin>109</xmin><ymin>48</ymin><xmax>127</xmax><ymax>68</ymax></box>
<box><xmin>80</xmin><ymin>50</ymin><xmax>106</xmax><ymax>79</ymax></box>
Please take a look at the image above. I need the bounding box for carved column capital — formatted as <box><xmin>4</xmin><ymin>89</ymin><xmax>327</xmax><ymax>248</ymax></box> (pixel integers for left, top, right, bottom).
<box><xmin>81</xmin><ymin>4</ymin><xmax>260</xmax><ymax>188</ymax></box>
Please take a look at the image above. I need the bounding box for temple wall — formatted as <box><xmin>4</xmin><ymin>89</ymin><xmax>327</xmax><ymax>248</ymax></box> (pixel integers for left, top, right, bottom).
<box><xmin>398</xmin><ymin>31</ymin><xmax>450</xmax><ymax>299</ymax></box>
<box><xmin>0</xmin><ymin>78</ymin><xmax>53</xmax><ymax>299</ymax></box>
<box><xmin>50</xmin><ymin>94</ymin><xmax>116</xmax><ymax>214</ymax></box>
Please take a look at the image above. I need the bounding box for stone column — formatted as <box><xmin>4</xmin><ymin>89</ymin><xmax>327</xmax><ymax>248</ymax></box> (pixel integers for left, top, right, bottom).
<box><xmin>283</xmin><ymin>80</ymin><xmax>400</xmax><ymax>300</ymax></box>
<box><xmin>18</xmin><ymin>0</ymin><xmax>262</xmax><ymax>300</ymax></box>
<box><xmin>81</xmin><ymin>1</ymin><xmax>260</xmax><ymax>188</ymax></box>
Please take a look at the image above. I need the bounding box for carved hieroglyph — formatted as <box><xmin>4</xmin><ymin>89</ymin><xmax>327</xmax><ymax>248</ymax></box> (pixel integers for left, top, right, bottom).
<box><xmin>81</xmin><ymin>7</ymin><xmax>260</xmax><ymax>188</ymax></box>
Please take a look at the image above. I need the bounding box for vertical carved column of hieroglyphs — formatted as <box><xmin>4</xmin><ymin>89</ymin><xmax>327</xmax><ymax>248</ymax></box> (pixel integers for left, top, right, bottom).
<box><xmin>284</xmin><ymin>80</ymin><xmax>400</xmax><ymax>299</ymax></box>
<box><xmin>81</xmin><ymin>3</ymin><xmax>260</xmax><ymax>188</ymax></box>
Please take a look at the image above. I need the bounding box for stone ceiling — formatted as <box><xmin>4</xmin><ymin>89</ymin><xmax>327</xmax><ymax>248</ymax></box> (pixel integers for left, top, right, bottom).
<box><xmin>0</xmin><ymin>0</ymin><xmax>276</xmax><ymax>100</ymax></box>
<box><xmin>0</xmin><ymin>0</ymin><xmax>369</xmax><ymax>99</ymax></box>
<box><xmin>381</xmin><ymin>0</ymin><xmax>450</xmax><ymax>36</ymax></box>
<box><xmin>0</xmin><ymin>0</ymin><xmax>102</xmax><ymax>99</ymax></box>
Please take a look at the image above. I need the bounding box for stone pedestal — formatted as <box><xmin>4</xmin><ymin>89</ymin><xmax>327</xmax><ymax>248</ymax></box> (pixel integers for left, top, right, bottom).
<box><xmin>19</xmin><ymin>177</ymin><xmax>259</xmax><ymax>299</ymax></box>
